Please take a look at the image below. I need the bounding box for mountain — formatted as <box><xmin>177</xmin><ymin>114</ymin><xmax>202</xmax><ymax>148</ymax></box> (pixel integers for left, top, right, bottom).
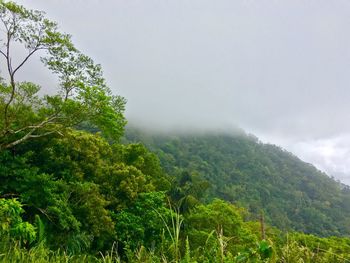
<box><xmin>124</xmin><ymin>128</ymin><xmax>350</xmax><ymax>237</ymax></box>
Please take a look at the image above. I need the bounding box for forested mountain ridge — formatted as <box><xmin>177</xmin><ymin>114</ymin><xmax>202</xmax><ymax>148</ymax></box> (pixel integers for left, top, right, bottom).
<box><xmin>2</xmin><ymin>2</ymin><xmax>350</xmax><ymax>261</ymax></box>
<box><xmin>125</xmin><ymin>128</ymin><xmax>350</xmax><ymax>237</ymax></box>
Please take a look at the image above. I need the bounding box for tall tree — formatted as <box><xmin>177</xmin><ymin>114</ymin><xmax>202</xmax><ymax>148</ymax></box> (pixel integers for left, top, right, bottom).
<box><xmin>0</xmin><ymin>1</ymin><xmax>126</xmax><ymax>150</ymax></box>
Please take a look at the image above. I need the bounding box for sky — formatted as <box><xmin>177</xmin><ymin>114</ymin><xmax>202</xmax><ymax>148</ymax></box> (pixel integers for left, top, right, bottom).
<box><xmin>11</xmin><ymin>0</ymin><xmax>350</xmax><ymax>185</ymax></box>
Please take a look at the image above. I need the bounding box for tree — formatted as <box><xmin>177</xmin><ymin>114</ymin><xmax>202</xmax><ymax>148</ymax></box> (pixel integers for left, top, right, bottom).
<box><xmin>0</xmin><ymin>198</ymin><xmax>36</xmax><ymax>244</ymax></box>
<box><xmin>0</xmin><ymin>134</ymin><xmax>115</xmax><ymax>252</ymax></box>
<box><xmin>113</xmin><ymin>192</ymin><xmax>173</xmax><ymax>251</ymax></box>
<box><xmin>0</xmin><ymin>1</ymin><xmax>126</xmax><ymax>150</ymax></box>
<box><xmin>185</xmin><ymin>199</ymin><xmax>257</xmax><ymax>256</ymax></box>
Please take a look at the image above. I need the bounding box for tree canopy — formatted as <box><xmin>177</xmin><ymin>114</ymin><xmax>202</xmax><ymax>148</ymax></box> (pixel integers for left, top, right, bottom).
<box><xmin>125</xmin><ymin>128</ymin><xmax>350</xmax><ymax>237</ymax></box>
<box><xmin>0</xmin><ymin>1</ymin><xmax>126</xmax><ymax>150</ymax></box>
<box><xmin>1</xmin><ymin>1</ymin><xmax>350</xmax><ymax>262</ymax></box>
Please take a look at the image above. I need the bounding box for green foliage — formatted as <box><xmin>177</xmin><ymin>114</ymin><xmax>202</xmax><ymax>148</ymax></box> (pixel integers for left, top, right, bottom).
<box><xmin>169</xmin><ymin>170</ymin><xmax>210</xmax><ymax>213</ymax></box>
<box><xmin>1</xmin><ymin>1</ymin><xmax>350</xmax><ymax>262</ymax></box>
<box><xmin>0</xmin><ymin>128</ymin><xmax>171</xmax><ymax>253</ymax></box>
<box><xmin>234</xmin><ymin>240</ymin><xmax>273</xmax><ymax>262</ymax></box>
<box><xmin>113</xmin><ymin>192</ymin><xmax>173</xmax><ymax>251</ymax></box>
<box><xmin>1</xmin><ymin>113</ymin><xmax>350</xmax><ymax>262</ymax></box>
<box><xmin>0</xmin><ymin>242</ymin><xmax>98</xmax><ymax>263</ymax></box>
<box><xmin>185</xmin><ymin>199</ymin><xmax>258</xmax><ymax>257</ymax></box>
<box><xmin>284</xmin><ymin>232</ymin><xmax>350</xmax><ymax>261</ymax></box>
<box><xmin>0</xmin><ymin>1</ymin><xmax>126</xmax><ymax>150</ymax></box>
<box><xmin>0</xmin><ymin>198</ymin><xmax>36</xmax><ymax>244</ymax></box>
<box><xmin>125</xmin><ymin>129</ymin><xmax>350</xmax><ymax>237</ymax></box>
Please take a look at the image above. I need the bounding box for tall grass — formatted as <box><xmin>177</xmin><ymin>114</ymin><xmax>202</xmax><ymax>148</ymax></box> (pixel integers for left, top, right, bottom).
<box><xmin>1</xmin><ymin>235</ymin><xmax>349</xmax><ymax>263</ymax></box>
<box><xmin>1</xmin><ymin>217</ymin><xmax>350</xmax><ymax>262</ymax></box>
<box><xmin>155</xmin><ymin>201</ymin><xmax>183</xmax><ymax>263</ymax></box>
<box><xmin>0</xmin><ymin>242</ymin><xmax>96</xmax><ymax>263</ymax></box>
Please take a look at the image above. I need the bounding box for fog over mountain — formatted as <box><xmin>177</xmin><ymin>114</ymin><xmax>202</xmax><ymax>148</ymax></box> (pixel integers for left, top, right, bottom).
<box><xmin>14</xmin><ymin>0</ymin><xmax>350</xmax><ymax>185</ymax></box>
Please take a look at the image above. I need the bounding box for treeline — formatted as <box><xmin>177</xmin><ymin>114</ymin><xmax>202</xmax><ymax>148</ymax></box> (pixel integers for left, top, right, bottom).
<box><xmin>1</xmin><ymin>129</ymin><xmax>350</xmax><ymax>262</ymax></box>
<box><xmin>1</xmin><ymin>1</ymin><xmax>350</xmax><ymax>262</ymax></box>
<box><xmin>125</xmin><ymin>128</ymin><xmax>350</xmax><ymax>237</ymax></box>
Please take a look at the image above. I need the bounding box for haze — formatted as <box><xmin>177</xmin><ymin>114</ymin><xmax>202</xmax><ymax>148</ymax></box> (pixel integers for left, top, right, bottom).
<box><xmin>14</xmin><ymin>0</ymin><xmax>350</xmax><ymax>185</ymax></box>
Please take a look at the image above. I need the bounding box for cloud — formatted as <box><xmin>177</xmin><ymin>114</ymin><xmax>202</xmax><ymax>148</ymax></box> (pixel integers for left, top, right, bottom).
<box><xmin>13</xmin><ymin>0</ymin><xmax>350</xmax><ymax>185</ymax></box>
<box><xmin>257</xmin><ymin>133</ymin><xmax>350</xmax><ymax>185</ymax></box>
<box><xmin>291</xmin><ymin>135</ymin><xmax>350</xmax><ymax>185</ymax></box>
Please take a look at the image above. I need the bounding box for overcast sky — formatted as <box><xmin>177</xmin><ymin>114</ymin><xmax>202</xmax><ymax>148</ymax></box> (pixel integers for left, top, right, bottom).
<box><xmin>12</xmin><ymin>0</ymin><xmax>350</xmax><ymax>185</ymax></box>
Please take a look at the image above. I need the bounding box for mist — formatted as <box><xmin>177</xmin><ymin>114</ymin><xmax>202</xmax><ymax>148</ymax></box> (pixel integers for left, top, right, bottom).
<box><xmin>13</xmin><ymin>0</ymin><xmax>350</xmax><ymax>185</ymax></box>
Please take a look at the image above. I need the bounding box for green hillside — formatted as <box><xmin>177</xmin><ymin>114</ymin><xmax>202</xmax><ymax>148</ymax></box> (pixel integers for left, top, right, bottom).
<box><xmin>125</xmin><ymin>128</ymin><xmax>350</xmax><ymax>237</ymax></box>
<box><xmin>2</xmin><ymin>1</ymin><xmax>350</xmax><ymax>261</ymax></box>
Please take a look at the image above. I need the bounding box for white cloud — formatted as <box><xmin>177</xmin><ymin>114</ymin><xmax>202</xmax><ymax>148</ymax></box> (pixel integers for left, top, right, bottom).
<box><xmin>11</xmin><ymin>0</ymin><xmax>350</xmax><ymax>185</ymax></box>
<box><xmin>272</xmin><ymin>135</ymin><xmax>350</xmax><ymax>185</ymax></box>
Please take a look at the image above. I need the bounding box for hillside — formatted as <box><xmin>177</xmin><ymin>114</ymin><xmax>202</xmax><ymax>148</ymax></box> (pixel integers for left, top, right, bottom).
<box><xmin>125</xmin><ymin>128</ymin><xmax>350</xmax><ymax>237</ymax></box>
<box><xmin>2</xmin><ymin>1</ymin><xmax>350</xmax><ymax>261</ymax></box>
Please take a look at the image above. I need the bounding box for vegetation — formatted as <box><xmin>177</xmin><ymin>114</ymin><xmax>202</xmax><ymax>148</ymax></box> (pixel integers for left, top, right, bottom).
<box><xmin>0</xmin><ymin>1</ymin><xmax>126</xmax><ymax>151</ymax></box>
<box><xmin>1</xmin><ymin>1</ymin><xmax>350</xmax><ymax>262</ymax></box>
<box><xmin>125</xmin><ymin>128</ymin><xmax>350</xmax><ymax>237</ymax></box>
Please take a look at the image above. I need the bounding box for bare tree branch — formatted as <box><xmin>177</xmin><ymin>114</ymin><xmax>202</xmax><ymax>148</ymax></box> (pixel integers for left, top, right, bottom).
<box><xmin>3</xmin><ymin>28</ymin><xmax>14</xmax><ymax>132</ymax></box>
<box><xmin>0</xmin><ymin>49</ymin><xmax>6</xmax><ymax>58</ymax></box>
<box><xmin>12</xmin><ymin>116</ymin><xmax>60</xmax><ymax>134</ymax></box>
<box><xmin>12</xmin><ymin>46</ymin><xmax>45</xmax><ymax>76</ymax></box>
<box><xmin>0</xmin><ymin>2</ymin><xmax>126</xmax><ymax>149</ymax></box>
<box><xmin>3</xmin><ymin>129</ymin><xmax>61</xmax><ymax>149</ymax></box>
<box><xmin>29</xmin><ymin>131</ymin><xmax>58</xmax><ymax>138</ymax></box>
<box><xmin>13</xmin><ymin>124</ymin><xmax>49</xmax><ymax>134</ymax></box>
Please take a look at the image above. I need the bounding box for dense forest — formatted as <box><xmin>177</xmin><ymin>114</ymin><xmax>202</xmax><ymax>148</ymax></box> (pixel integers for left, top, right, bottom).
<box><xmin>1</xmin><ymin>2</ymin><xmax>350</xmax><ymax>262</ymax></box>
<box><xmin>125</xmin><ymin>128</ymin><xmax>350</xmax><ymax>236</ymax></box>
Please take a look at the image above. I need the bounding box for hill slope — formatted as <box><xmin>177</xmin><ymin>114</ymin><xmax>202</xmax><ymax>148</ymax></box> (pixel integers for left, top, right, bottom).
<box><xmin>125</xmin><ymin>128</ymin><xmax>350</xmax><ymax>237</ymax></box>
